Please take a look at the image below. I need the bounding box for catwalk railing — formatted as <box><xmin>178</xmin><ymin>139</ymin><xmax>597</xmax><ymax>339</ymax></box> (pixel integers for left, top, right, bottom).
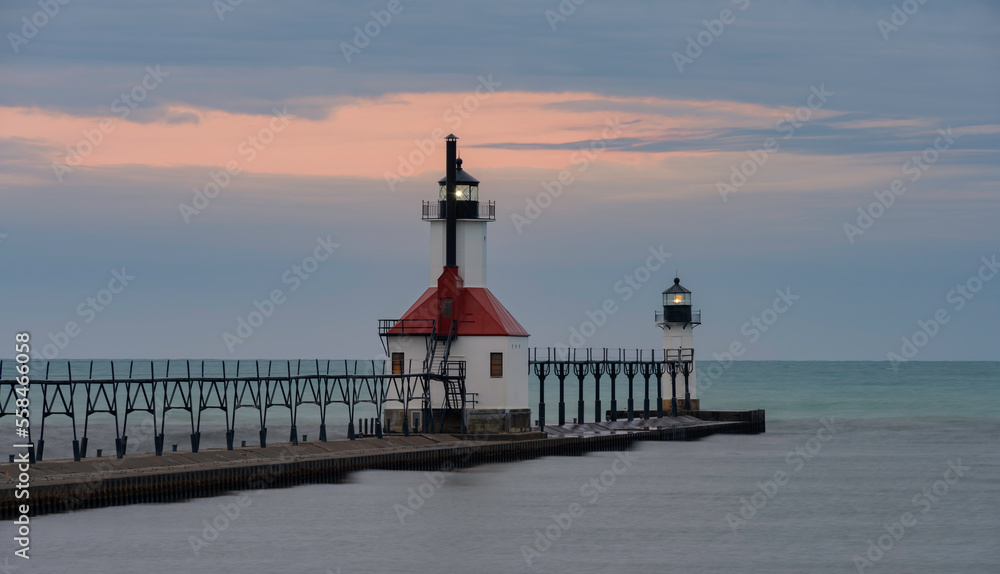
<box><xmin>528</xmin><ymin>347</ymin><xmax>695</xmax><ymax>428</ymax></box>
<box><xmin>0</xmin><ymin>348</ymin><xmax>694</xmax><ymax>462</ymax></box>
<box><xmin>0</xmin><ymin>358</ymin><xmax>458</xmax><ymax>462</ymax></box>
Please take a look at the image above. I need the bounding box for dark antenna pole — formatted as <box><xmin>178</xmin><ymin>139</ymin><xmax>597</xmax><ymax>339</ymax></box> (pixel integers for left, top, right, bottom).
<box><xmin>445</xmin><ymin>134</ymin><xmax>457</xmax><ymax>267</ymax></box>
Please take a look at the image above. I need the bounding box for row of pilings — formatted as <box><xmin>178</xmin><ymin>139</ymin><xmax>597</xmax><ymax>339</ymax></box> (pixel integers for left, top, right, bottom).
<box><xmin>2</xmin><ymin>411</ymin><xmax>764</xmax><ymax>519</ymax></box>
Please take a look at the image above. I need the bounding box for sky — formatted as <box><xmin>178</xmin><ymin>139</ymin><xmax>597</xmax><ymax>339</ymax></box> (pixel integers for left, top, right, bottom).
<box><xmin>1</xmin><ymin>0</ymin><xmax>998</xmax><ymax>362</ymax></box>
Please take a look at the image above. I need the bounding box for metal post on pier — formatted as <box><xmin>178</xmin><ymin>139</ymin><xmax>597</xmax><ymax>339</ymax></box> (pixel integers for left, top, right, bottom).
<box><xmin>421</xmin><ymin>372</ymin><xmax>432</xmax><ymax>434</ymax></box>
<box><xmin>653</xmin><ymin>352</ymin><xmax>665</xmax><ymax>419</ymax></box>
<box><xmin>289</xmin><ymin>360</ymin><xmax>299</xmax><ymax>446</ymax></box>
<box><xmin>607</xmin><ymin>349</ymin><xmax>621</xmax><ymax>421</ymax></box>
<box><xmin>37</xmin><ymin>362</ymin><xmax>49</xmax><ymax>461</ymax></box>
<box><xmin>555</xmin><ymin>361</ymin><xmax>568</xmax><ymax>426</ymax></box>
<box><xmin>681</xmin><ymin>352</ymin><xmax>694</xmax><ymax>411</ymax></box>
<box><xmin>224</xmin><ymin>362</ymin><xmax>235</xmax><ymax>450</ymax></box>
<box><xmin>639</xmin><ymin>359</ymin><xmax>653</xmax><ymax>421</ymax></box>
<box><xmin>667</xmin><ymin>358</ymin><xmax>679</xmax><ymax>417</ymax></box>
<box><xmin>186</xmin><ymin>361</ymin><xmax>200</xmax><ymax>454</ymax></box>
<box><xmin>258</xmin><ymin>361</ymin><xmax>269</xmax><ymax>448</ymax></box>
<box><xmin>347</xmin><ymin>370</ymin><xmax>357</xmax><ymax>441</ymax></box>
<box><xmin>572</xmin><ymin>353</ymin><xmax>588</xmax><ymax>424</ymax></box>
<box><xmin>319</xmin><ymin>360</ymin><xmax>330</xmax><ymax>442</ymax></box>
<box><xmin>624</xmin><ymin>356</ymin><xmax>638</xmax><ymax>422</ymax></box>
<box><xmin>459</xmin><ymin>377</ymin><xmax>468</xmax><ymax>435</ymax></box>
<box><xmin>401</xmin><ymin>365</ymin><xmax>412</xmax><ymax>437</ymax></box>
<box><xmin>81</xmin><ymin>360</ymin><xmax>94</xmax><ymax>459</ymax></box>
<box><xmin>592</xmin><ymin>349</ymin><xmax>604</xmax><ymax>423</ymax></box>
<box><xmin>375</xmin><ymin>360</ymin><xmax>386</xmax><ymax>439</ymax></box>
<box><xmin>67</xmin><ymin>361</ymin><xmax>81</xmax><ymax>461</ymax></box>
<box><xmin>532</xmin><ymin>349</ymin><xmax>550</xmax><ymax>429</ymax></box>
<box><xmin>113</xmin><ymin>361</ymin><xmax>124</xmax><ymax>459</ymax></box>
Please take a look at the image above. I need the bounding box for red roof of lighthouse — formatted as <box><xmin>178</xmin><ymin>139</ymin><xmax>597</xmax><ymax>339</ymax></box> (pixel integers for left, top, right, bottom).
<box><xmin>388</xmin><ymin>286</ymin><xmax>530</xmax><ymax>337</ymax></box>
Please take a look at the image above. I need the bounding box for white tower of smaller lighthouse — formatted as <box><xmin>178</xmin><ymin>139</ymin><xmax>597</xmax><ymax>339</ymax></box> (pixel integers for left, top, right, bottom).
<box><xmin>655</xmin><ymin>277</ymin><xmax>701</xmax><ymax>410</ymax></box>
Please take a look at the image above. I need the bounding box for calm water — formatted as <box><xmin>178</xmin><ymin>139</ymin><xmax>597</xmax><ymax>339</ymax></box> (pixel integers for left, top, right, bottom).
<box><xmin>5</xmin><ymin>362</ymin><xmax>999</xmax><ymax>573</ymax></box>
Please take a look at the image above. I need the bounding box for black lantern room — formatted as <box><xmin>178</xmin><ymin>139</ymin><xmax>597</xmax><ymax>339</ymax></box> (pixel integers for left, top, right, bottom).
<box><xmin>663</xmin><ymin>277</ymin><xmax>694</xmax><ymax>323</ymax></box>
<box><xmin>437</xmin><ymin>157</ymin><xmax>480</xmax><ymax>219</ymax></box>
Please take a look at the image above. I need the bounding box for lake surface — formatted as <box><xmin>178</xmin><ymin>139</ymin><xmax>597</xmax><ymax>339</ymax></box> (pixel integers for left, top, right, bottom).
<box><xmin>4</xmin><ymin>361</ymin><xmax>999</xmax><ymax>573</ymax></box>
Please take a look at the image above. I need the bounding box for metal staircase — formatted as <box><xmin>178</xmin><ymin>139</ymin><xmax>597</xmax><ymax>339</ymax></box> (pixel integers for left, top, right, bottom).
<box><xmin>425</xmin><ymin>335</ymin><xmax>449</xmax><ymax>374</ymax></box>
<box><xmin>423</xmin><ymin>321</ymin><xmax>457</xmax><ymax>376</ymax></box>
<box><xmin>421</xmin><ymin>321</ymin><xmax>469</xmax><ymax>432</ymax></box>
<box><xmin>442</xmin><ymin>377</ymin><xmax>464</xmax><ymax>410</ymax></box>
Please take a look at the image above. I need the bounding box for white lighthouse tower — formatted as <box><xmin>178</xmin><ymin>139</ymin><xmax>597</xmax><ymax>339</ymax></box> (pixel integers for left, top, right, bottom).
<box><xmin>381</xmin><ymin>135</ymin><xmax>531</xmax><ymax>434</ymax></box>
<box><xmin>655</xmin><ymin>277</ymin><xmax>701</xmax><ymax>411</ymax></box>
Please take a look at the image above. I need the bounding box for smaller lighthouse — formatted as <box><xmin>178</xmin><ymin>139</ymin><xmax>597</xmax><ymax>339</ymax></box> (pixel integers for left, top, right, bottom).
<box><xmin>655</xmin><ymin>277</ymin><xmax>701</xmax><ymax>410</ymax></box>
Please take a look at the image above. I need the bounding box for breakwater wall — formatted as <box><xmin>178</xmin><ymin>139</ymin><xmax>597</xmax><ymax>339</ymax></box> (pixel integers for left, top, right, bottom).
<box><xmin>0</xmin><ymin>410</ymin><xmax>763</xmax><ymax>518</ymax></box>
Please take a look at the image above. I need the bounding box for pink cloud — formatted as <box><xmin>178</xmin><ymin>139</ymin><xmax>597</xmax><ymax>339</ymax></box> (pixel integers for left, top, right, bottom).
<box><xmin>0</xmin><ymin>91</ymin><xmax>843</xmax><ymax>184</ymax></box>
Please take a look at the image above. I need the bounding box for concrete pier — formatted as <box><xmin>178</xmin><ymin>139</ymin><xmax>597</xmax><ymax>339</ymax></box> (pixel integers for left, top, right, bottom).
<box><xmin>0</xmin><ymin>410</ymin><xmax>763</xmax><ymax>518</ymax></box>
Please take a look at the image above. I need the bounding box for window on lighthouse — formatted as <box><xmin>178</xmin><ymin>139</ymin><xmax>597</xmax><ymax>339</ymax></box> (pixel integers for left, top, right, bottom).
<box><xmin>664</xmin><ymin>292</ymin><xmax>691</xmax><ymax>306</ymax></box>
<box><xmin>391</xmin><ymin>352</ymin><xmax>404</xmax><ymax>375</ymax></box>
<box><xmin>438</xmin><ymin>184</ymin><xmax>478</xmax><ymax>201</ymax></box>
<box><xmin>490</xmin><ymin>352</ymin><xmax>503</xmax><ymax>377</ymax></box>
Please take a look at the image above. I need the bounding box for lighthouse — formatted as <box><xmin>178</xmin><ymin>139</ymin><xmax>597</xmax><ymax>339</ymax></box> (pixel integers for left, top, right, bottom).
<box><xmin>655</xmin><ymin>277</ymin><xmax>701</xmax><ymax>410</ymax></box>
<box><xmin>380</xmin><ymin>135</ymin><xmax>531</xmax><ymax>434</ymax></box>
